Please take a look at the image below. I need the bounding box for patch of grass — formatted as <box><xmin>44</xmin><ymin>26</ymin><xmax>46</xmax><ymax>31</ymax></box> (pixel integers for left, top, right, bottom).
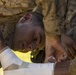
<box><xmin>0</xmin><ymin>51</ymin><xmax>31</xmax><ymax>75</ymax></box>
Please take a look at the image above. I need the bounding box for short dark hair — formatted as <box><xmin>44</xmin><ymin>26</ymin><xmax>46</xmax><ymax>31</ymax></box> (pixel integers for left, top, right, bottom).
<box><xmin>18</xmin><ymin>12</ymin><xmax>44</xmax><ymax>29</ymax></box>
<box><xmin>30</xmin><ymin>12</ymin><xmax>44</xmax><ymax>29</ymax></box>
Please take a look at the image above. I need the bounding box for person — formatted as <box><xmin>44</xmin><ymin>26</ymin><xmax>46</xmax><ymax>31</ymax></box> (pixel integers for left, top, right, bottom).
<box><xmin>31</xmin><ymin>0</ymin><xmax>76</xmax><ymax>62</ymax></box>
<box><xmin>0</xmin><ymin>30</ymin><xmax>74</xmax><ymax>75</ymax></box>
<box><xmin>13</xmin><ymin>12</ymin><xmax>68</xmax><ymax>63</ymax></box>
<box><xmin>12</xmin><ymin>12</ymin><xmax>45</xmax><ymax>63</ymax></box>
<box><xmin>0</xmin><ymin>0</ymin><xmax>70</xmax><ymax>65</ymax></box>
<box><xmin>0</xmin><ymin>0</ymin><xmax>76</xmax><ymax>63</ymax></box>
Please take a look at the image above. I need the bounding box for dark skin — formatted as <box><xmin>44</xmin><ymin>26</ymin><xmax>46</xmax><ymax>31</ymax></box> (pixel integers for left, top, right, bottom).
<box><xmin>54</xmin><ymin>61</ymin><xmax>71</xmax><ymax>75</ymax></box>
<box><xmin>13</xmin><ymin>13</ymin><xmax>45</xmax><ymax>52</ymax></box>
<box><xmin>13</xmin><ymin>24</ymin><xmax>45</xmax><ymax>52</ymax></box>
<box><xmin>44</xmin><ymin>35</ymin><xmax>68</xmax><ymax>62</ymax></box>
<box><xmin>0</xmin><ymin>30</ymin><xmax>71</xmax><ymax>75</ymax></box>
<box><xmin>13</xmin><ymin>13</ymin><xmax>76</xmax><ymax>63</ymax></box>
<box><xmin>46</xmin><ymin>29</ymin><xmax>76</xmax><ymax>62</ymax></box>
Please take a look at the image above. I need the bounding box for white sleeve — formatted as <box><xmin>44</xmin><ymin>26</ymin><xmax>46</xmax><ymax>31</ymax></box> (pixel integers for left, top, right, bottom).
<box><xmin>4</xmin><ymin>63</ymin><xmax>55</xmax><ymax>75</ymax></box>
<box><xmin>0</xmin><ymin>48</ymin><xmax>22</xmax><ymax>69</ymax></box>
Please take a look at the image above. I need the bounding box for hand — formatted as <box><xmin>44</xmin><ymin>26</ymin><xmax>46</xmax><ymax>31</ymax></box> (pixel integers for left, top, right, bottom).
<box><xmin>44</xmin><ymin>56</ymin><xmax>57</xmax><ymax>63</ymax></box>
<box><xmin>61</xmin><ymin>34</ymin><xmax>76</xmax><ymax>59</ymax></box>
<box><xmin>45</xmin><ymin>35</ymin><xmax>67</xmax><ymax>63</ymax></box>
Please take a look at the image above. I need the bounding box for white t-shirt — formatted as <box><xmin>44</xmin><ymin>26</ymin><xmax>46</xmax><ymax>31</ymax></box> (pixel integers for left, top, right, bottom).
<box><xmin>0</xmin><ymin>47</ymin><xmax>55</xmax><ymax>75</ymax></box>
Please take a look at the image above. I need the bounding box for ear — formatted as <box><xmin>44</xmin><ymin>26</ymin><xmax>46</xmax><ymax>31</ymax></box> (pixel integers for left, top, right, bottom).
<box><xmin>19</xmin><ymin>13</ymin><xmax>32</xmax><ymax>23</ymax></box>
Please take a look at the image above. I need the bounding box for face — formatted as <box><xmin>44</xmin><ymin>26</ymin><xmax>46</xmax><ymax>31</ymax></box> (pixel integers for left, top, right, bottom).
<box><xmin>13</xmin><ymin>24</ymin><xmax>45</xmax><ymax>53</ymax></box>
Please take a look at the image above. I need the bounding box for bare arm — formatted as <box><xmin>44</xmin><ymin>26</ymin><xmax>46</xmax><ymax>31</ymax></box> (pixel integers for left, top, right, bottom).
<box><xmin>54</xmin><ymin>61</ymin><xmax>70</xmax><ymax>75</ymax></box>
<box><xmin>44</xmin><ymin>35</ymin><xmax>67</xmax><ymax>63</ymax></box>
